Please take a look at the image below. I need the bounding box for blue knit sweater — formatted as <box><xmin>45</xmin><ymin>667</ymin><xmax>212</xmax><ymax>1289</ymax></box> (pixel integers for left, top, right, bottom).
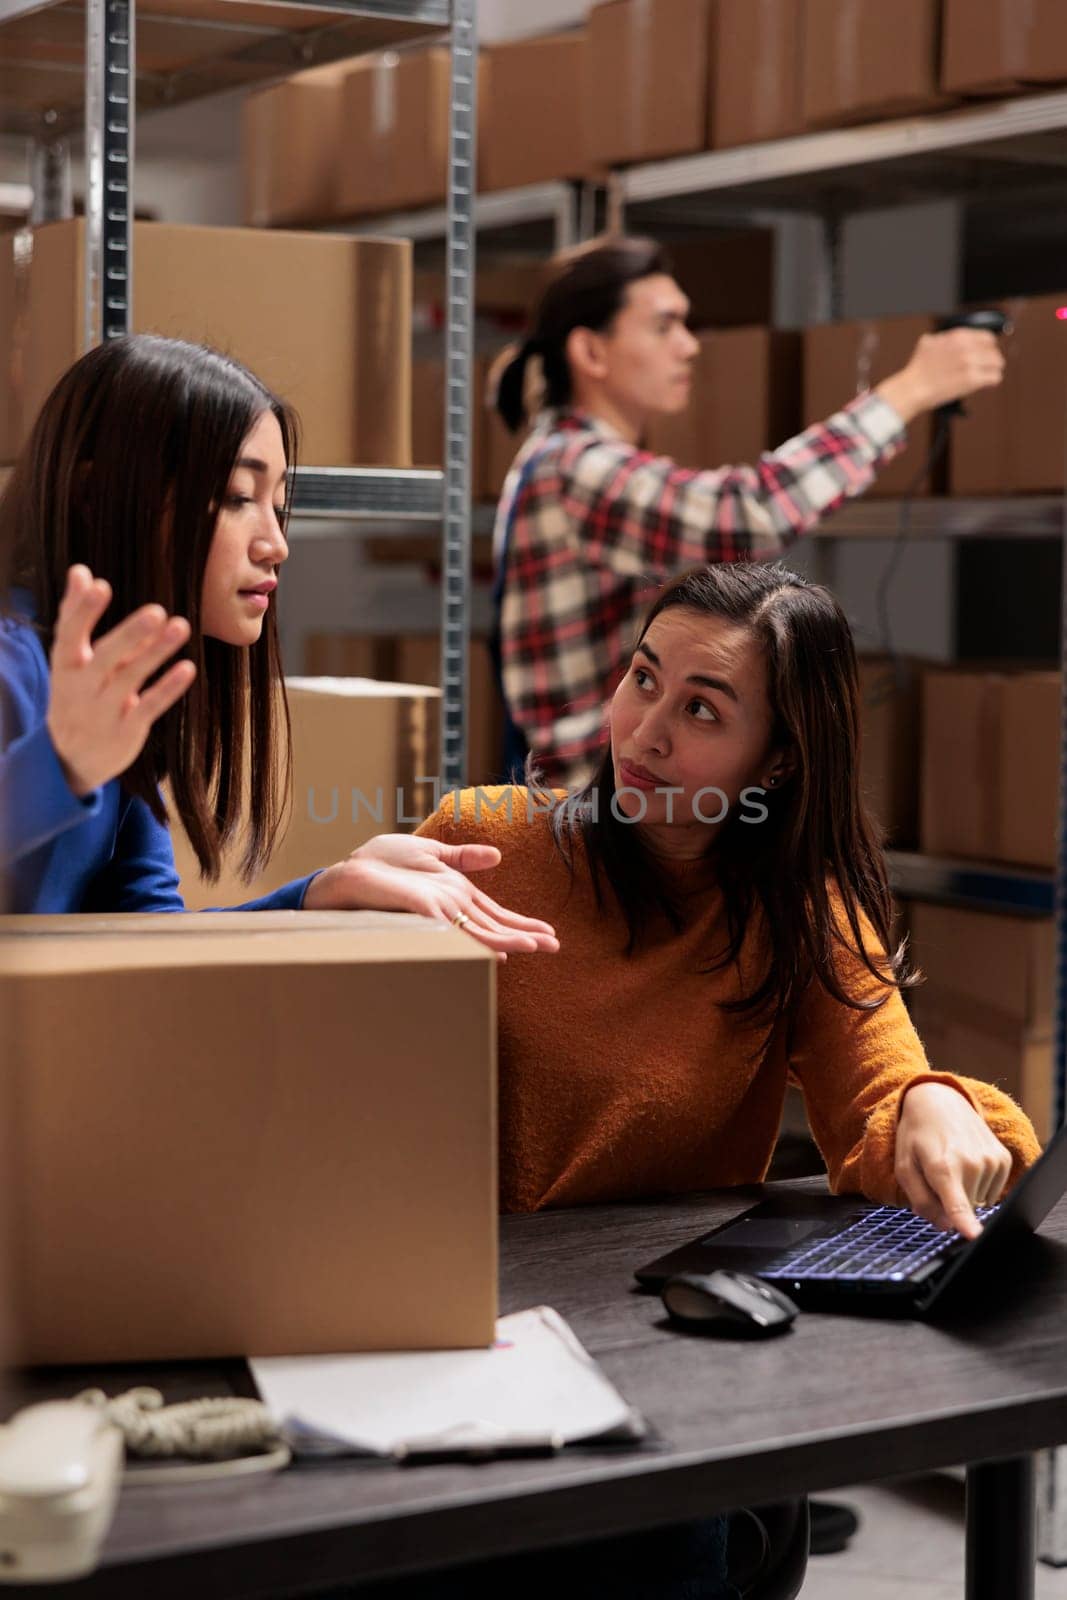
<box><xmin>0</xmin><ymin>597</ymin><xmax>316</xmax><ymax>914</ymax></box>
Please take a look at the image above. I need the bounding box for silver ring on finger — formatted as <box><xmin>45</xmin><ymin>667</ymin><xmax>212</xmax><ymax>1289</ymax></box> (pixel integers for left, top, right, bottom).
<box><xmin>451</xmin><ymin>911</ymin><xmax>471</xmax><ymax>931</ymax></box>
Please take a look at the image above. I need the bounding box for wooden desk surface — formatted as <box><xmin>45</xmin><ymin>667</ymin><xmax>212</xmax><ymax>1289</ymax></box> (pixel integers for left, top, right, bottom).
<box><xmin>6</xmin><ymin>1180</ymin><xmax>1067</xmax><ymax>1598</ymax></box>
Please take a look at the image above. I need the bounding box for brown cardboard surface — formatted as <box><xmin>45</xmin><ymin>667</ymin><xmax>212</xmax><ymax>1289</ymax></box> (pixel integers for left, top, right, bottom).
<box><xmin>587</xmin><ymin>0</ymin><xmax>712</xmax><ymax>167</ymax></box>
<box><xmin>0</xmin><ymin>913</ymin><xmax>496</xmax><ymax>1363</ymax></box>
<box><xmin>942</xmin><ymin>0</ymin><xmax>1067</xmax><ymax>94</ymax></box>
<box><xmin>857</xmin><ymin>656</ymin><xmax>922</xmax><ymax>847</ymax></box>
<box><xmin>803</xmin><ymin>0</ymin><xmax>950</xmax><ymax>129</ymax></box>
<box><xmin>482</xmin><ymin>31</ymin><xmax>588</xmax><ymax>191</ymax></box>
<box><xmin>304</xmin><ymin>636</ymin><xmax>503</xmax><ymax>787</ymax></box>
<box><xmin>241</xmin><ymin>62</ymin><xmax>350</xmax><ymax>227</ymax></box>
<box><xmin>333</xmin><ymin>48</ymin><xmax>489</xmax><ymax>218</ymax></box>
<box><xmin>906</xmin><ymin>900</ymin><xmax>1053</xmax><ymax>1138</ymax></box>
<box><xmin>666</xmin><ymin>233</ymin><xmax>776</xmax><ymax>330</ymax></box>
<box><xmin>411</xmin><ymin>355</ymin><xmax>494</xmax><ymax>499</ymax></box>
<box><xmin>949</xmin><ymin>294</ymin><xmax>1067</xmax><ymax>496</ymax></box>
<box><xmin>648</xmin><ymin>326</ymin><xmax>802</xmax><ymax>470</ymax></box>
<box><xmin>0</xmin><ymin>220</ymin><xmax>411</xmax><ymax>469</ymax></box>
<box><xmin>920</xmin><ymin>667</ymin><xmax>1060</xmax><ymax>869</ymax></box>
<box><xmin>803</xmin><ymin>315</ymin><xmax>939</xmax><ymax>496</ymax></box>
<box><xmin>170</xmin><ymin>678</ymin><xmax>440</xmax><ymax>909</ymax></box>
<box><xmin>709</xmin><ymin>0</ymin><xmax>805</xmax><ymax>148</ymax></box>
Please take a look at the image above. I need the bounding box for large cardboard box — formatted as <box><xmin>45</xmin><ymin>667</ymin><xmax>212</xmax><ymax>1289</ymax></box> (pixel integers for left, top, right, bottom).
<box><xmin>482</xmin><ymin>31</ymin><xmax>588</xmax><ymax>191</ymax></box>
<box><xmin>241</xmin><ymin>62</ymin><xmax>350</xmax><ymax>227</ymax></box>
<box><xmin>0</xmin><ymin>220</ymin><xmax>411</xmax><ymax>468</ymax></box>
<box><xmin>586</xmin><ymin>0</ymin><xmax>712</xmax><ymax>168</ymax></box>
<box><xmin>858</xmin><ymin>656</ymin><xmax>922</xmax><ymax>847</ymax></box>
<box><xmin>666</xmin><ymin>232</ymin><xmax>776</xmax><ymax>331</ymax></box>
<box><xmin>709</xmin><ymin>0</ymin><xmax>805</xmax><ymax>148</ymax></box>
<box><xmin>171</xmin><ymin>678</ymin><xmax>440</xmax><ymax>910</ymax></box>
<box><xmin>305</xmin><ymin>635</ymin><xmax>503</xmax><ymax>787</ymax></box>
<box><xmin>803</xmin><ymin>0</ymin><xmax>950</xmax><ymax>129</ymax></box>
<box><xmin>949</xmin><ymin>294</ymin><xmax>1067</xmax><ymax>496</ymax></box>
<box><xmin>906</xmin><ymin>900</ymin><xmax>1054</xmax><ymax>1140</ymax></box>
<box><xmin>648</xmin><ymin>326</ymin><xmax>802</xmax><ymax>470</ymax></box>
<box><xmin>803</xmin><ymin>314</ymin><xmax>940</xmax><ymax>496</ymax></box>
<box><xmin>920</xmin><ymin>667</ymin><xmax>1060</xmax><ymax>869</ymax></box>
<box><xmin>0</xmin><ymin>912</ymin><xmax>496</xmax><ymax>1363</ymax></box>
<box><xmin>942</xmin><ymin>0</ymin><xmax>1067</xmax><ymax>95</ymax></box>
<box><xmin>410</xmin><ymin>352</ymin><xmax>516</xmax><ymax>503</ymax></box>
<box><xmin>333</xmin><ymin>48</ymin><xmax>486</xmax><ymax>218</ymax></box>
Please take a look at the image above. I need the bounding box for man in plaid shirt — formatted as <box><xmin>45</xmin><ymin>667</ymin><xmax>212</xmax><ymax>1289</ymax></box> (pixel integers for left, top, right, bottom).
<box><xmin>492</xmin><ymin>238</ymin><xmax>1005</xmax><ymax>791</ymax></box>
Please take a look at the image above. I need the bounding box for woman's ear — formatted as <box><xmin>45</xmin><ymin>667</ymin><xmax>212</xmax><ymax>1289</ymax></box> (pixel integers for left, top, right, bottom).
<box><xmin>762</xmin><ymin>747</ymin><xmax>798</xmax><ymax>790</ymax></box>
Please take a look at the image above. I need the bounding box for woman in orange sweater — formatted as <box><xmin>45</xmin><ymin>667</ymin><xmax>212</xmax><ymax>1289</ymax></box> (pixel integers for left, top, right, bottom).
<box><xmin>419</xmin><ymin>562</ymin><xmax>1039</xmax><ymax>1234</ymax></box>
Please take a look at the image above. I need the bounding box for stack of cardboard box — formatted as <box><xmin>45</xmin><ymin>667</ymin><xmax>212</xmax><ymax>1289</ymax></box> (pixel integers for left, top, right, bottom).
<box><xmin>0</xmin><ymin>220</ymin><xmax>412</xmax><ymax>469</ymax></box>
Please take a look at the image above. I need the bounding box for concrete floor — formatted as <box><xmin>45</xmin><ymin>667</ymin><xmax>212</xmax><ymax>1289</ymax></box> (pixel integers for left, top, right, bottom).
<box><xmin>801</xmin><ymin>1476</ymin><xmax>1067</xmax><ymax>1598</ymax></box>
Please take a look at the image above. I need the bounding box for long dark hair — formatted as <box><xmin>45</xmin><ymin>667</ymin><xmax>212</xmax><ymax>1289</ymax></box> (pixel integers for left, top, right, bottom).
<box><xmin>551</xmin><ymin>563</ymin><xmax>916</xmax><ymax>1027</ymax></box>
<box><xmin>495</xmin><ymin>234</ymin><xmax>672</xmax><ymax>433</ymax></box>
<box><xmin>0</xmin><ymin>334</ymin><xmax>298</xmax><ymax>883</ymax></box>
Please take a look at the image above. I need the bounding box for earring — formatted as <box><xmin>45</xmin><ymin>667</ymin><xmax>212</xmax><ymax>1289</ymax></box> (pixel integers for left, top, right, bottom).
<box><xmin>767</xmin><ymin>775</ymin><xmax>778</xmax><ymax>788</ymax></box>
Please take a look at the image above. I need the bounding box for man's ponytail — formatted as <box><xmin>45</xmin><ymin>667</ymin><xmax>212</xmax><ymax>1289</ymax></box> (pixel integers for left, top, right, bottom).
<box><xmin>492</xmin><ymin>235</ymin><xmax>672</xmax><ymax>435</ymax></box>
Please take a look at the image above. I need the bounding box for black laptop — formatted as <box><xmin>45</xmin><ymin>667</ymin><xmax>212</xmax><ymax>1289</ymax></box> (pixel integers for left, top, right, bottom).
<box><xmin>635</xmin><ymin>1119</ymin><xmax>1067</xmax><ymax>1315</ymax></box>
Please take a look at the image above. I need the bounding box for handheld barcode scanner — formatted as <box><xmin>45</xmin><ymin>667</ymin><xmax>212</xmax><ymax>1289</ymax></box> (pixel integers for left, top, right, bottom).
<box><xmin>935</xmin><ymin>307</ymin><xmax>1012</xmax><ymax>420</ymax></box>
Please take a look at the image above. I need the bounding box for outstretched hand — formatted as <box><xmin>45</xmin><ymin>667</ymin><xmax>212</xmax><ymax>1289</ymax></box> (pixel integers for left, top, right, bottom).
<box><xmin>47</xmin><ymin>565</ymin><xmax>196</xmax><ymax>796</ymax></box>
<box><xmin>303</xmin><ymin>831</ymin><xmax>560</xmax><ymax>959</ymax></box>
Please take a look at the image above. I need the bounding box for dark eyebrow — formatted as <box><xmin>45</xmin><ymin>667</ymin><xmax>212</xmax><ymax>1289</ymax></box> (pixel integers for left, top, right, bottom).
<box><xmin>235</xmin><ymin>456</ymin><xmax>289</xmax><ymax>490</ymax></box>
<box><xmin>635</xmin><ymin>641</ymin><xmax>739</xmax><ymax>703</ymax></box>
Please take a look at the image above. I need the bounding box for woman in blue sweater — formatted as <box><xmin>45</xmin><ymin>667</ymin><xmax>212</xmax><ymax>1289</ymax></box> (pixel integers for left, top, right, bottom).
<box><xmin>0</xmin><ymin>333</ymin><xmax>557</xmax><ymax>954</ymax></box>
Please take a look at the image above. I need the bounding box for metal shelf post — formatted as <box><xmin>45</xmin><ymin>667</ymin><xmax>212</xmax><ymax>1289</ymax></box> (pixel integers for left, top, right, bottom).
<box><xmin>439</xmin><ymin>0</ymin><xmax>476</xmax><ymax>789</ymax></box>
<box><xmin>84</xmin><ymin>0</ymin><xmax>133</xmax><ymax>346</ymax></box>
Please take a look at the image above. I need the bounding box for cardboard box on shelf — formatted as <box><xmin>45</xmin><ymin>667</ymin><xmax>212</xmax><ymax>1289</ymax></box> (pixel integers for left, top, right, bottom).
<box><xmin>802</xmin><ymin>0</ymin><xmax>950</xmax><ymax>129</ymax></box>
<box><xmin>906</xmin><ymin>899</ymin><xmax>1054</xmax><ymax>1140</ymax></box>
<box><xmin>920</xmin><ymin>667</ymin><xmax>1060</xmax><ymax>870</ymax></box>
<box><xmin>647</xmin><ymin>326</ymin><xmax>802</xmax><ymax>471</ymax></box>
<box><xmin>413</xmin><ymin>260</ymin><xmax>545</xmax><ymax>333</ymax></box>
<box><xmin>708</xmin><ymin>0</ymin><xmax>805</xmax><ymax>148</ymax></box>
<box><xmin>241</xmin><ymin>62</ymin><xmax>350</xmax><ymax>227</ymax></box>
<box><xmin>586</xmin><ymin>0</ymin><xmax>712</xmax><ymax>168</ymax></box>
<box><xmin>304</xmin><ymin>633</ymin><xmax>504</xmax><ymax>787</ymax></box>
<box><xmin>481</xmin><ymin>31</ymin><xmax>588</xmax><ymax>191</ymax></box>
<box><xmin>942</xmin><ymin>0</ymin><xmax>1067</xmax><ymax>95</ymax></box>
<box><xmin>411</xmin><ymin>355</ymin><xmax>491</xmax><ymax>498</ymax></box>
<box><xmin>0</xmin><ymin>220</ymin><xmax>411</xmax><ymax>468</ymax></box>
<box><xmin>0</xmin><ymin>911</ymin><xmax>496</xmax><ymax>1364</ymax></box>
<box><xmin>857</xmin><ymin>656</ymin><xmax>922</xmax><ymax>847</ymax></box>
<box><xmin>803</xmin><ymin>314</ymin><xmax>940</xmax><ymax>496</ymax></box>
<box><xmin>665</xmin><ymin>232</ymin><xmax>776</xmax><ymax>331</ymax></box>
<box><xmin>170</xmin><ymin>678</ymin><xmax>440</xmax><ymax>910</ymax></box>
<box><xmin>949</xmin><ymin>293</ymin><xmax>1067</xmax><ymax>496</ymax></box>
<box><xmin>333</xmin><ymin>48</ymin><xmax>487</xmax><ymax>218</ymax></box>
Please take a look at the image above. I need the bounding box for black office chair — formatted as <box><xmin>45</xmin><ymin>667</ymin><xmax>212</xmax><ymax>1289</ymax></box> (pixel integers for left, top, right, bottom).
<box><xmin>726</xmin><ymin>1497</ymin><xmax>810</xmax><ymax>1600</ymax></box>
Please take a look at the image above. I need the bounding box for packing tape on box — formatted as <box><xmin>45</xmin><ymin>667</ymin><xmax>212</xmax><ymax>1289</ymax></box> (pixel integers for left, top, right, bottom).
<box><xmin>5</xmin><ymin>227</ymin><xmax>34</xmax><ymax>459</ymax></box>
<box><xmin>831</xmin><ymin>1</ymin><xmax>862</xmax><ymax>116</ymax></box>
<box><xmin>630</xmin><ymin>0</ymin><xmax>652</xmax><ymax>162</ymax></box>
<box><xmin>1000</xmin><ymin>0</ymin><xmax>1037</xmax><ymax>79</ymax></box>
<box><xmin>854</xmin><ymin>322</ymin><xmax>880</xmax><ymax>397</ymax></box>
<box><xmin>752</xmin><ymin>0</ymin><xmax>788</xmax><ymax>141</ymax></box>
<box><xmin>373</xmin><ymin>51</ymin><xmax>398</xmax><ymax>140</ymax></box>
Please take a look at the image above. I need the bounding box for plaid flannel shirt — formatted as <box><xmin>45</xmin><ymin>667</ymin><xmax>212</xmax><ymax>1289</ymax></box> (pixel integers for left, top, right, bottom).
<box><xmin>493</xmin><ymin>392</ymin><xmax>906</xmax><ymax>790</ymax></box>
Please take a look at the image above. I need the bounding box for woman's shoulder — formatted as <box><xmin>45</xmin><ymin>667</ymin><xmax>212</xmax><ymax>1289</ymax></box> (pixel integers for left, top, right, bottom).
<box><xmin>420</xmin><ymin>785</ymin><xmax>567</xmax><ymax>848</ymax></box>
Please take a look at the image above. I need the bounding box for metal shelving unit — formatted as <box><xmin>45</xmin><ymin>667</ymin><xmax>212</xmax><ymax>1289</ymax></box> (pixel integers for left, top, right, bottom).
<box><xmin>336</xmin><ymin>177</ymin><xmax>583</xmax><ymax>252</ymax></box>
<box><xmin>0</xmin><ymin>0</ymin><xmax>479</xmax><ymax>783</ymax></box>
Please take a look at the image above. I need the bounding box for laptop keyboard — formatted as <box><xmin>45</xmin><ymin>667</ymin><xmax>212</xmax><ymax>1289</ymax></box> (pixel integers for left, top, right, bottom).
<box><xmin>759</xmin><ymin>1204</ymin><xmax>1000</xmax><ymax>1285</ymax></box>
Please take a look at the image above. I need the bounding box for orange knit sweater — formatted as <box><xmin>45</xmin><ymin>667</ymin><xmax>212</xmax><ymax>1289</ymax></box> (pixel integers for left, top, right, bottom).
<box><xmin>417</xmin><ymin>788</ymin><xmax>1041</xmax><ymax>1214</ymax></box>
